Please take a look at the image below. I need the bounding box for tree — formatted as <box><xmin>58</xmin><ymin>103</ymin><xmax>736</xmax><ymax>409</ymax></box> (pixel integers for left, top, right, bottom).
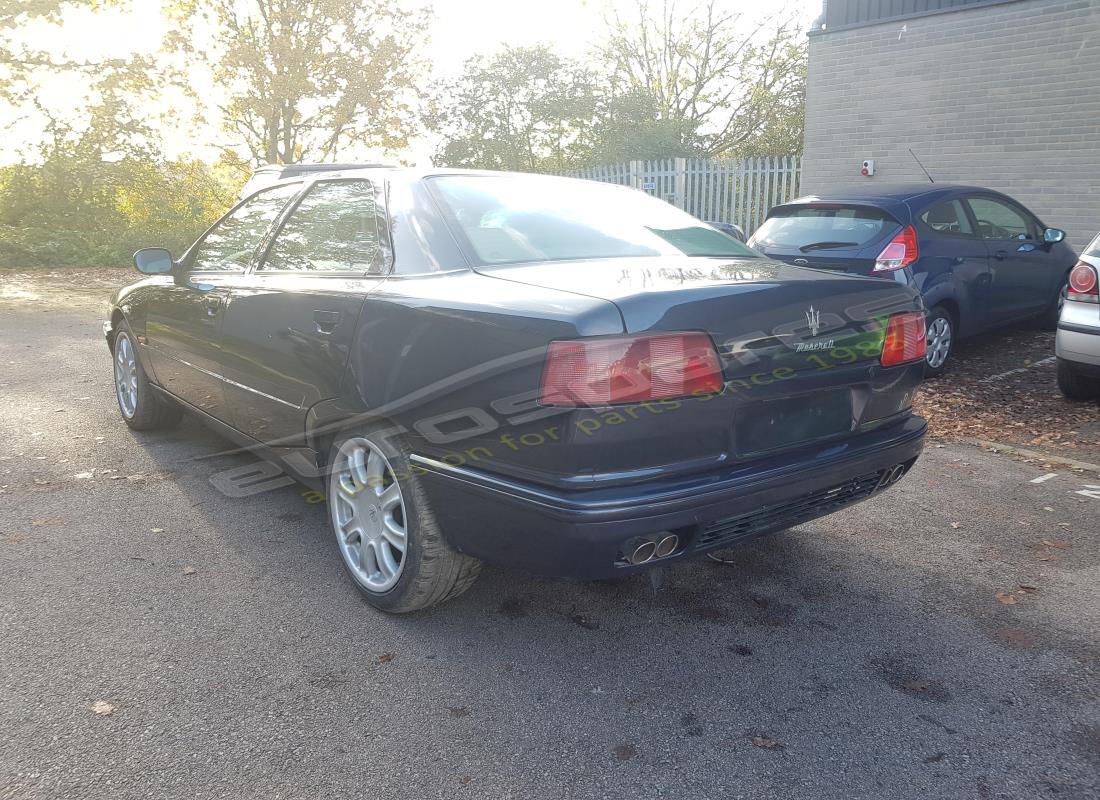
<box><xmin>585</xmin><ymin>86</ymin><xmax>705</xmax><ymax>164</ymax></box>
<box><xmin>598</xmin><ymin>0</ymin><xmax>807</xmax><ymax>157</ymax></box>
<box><xmin>427</xmin><ymin>45</ymin><xmax>600</xmax><ymax>173</ymax></box>
<box><xmin>0</xmin><ymin>0</ymin><xmax>130</xmax><ymax>103</ymax></box>
<box><xmin>170</xmin><ymin>0</ymin><xmax>430</xmax><ymax>165</ymax></box>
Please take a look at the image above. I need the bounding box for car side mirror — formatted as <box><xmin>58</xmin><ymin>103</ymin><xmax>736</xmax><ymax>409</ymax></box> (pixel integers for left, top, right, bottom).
<box><xmin>1043</xmin><ymin>228</ymin><xmax>1065</xmax><ymax>244</ymax></box>
<box><xmin>134</xmin><ymin>248</ymin><xmax>175</xmax><ymax>275</ymax></box>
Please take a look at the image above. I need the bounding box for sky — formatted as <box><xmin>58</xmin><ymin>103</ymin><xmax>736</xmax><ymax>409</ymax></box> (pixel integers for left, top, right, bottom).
<box><xmin>7</xmin><ymin>0</ymin><xmax>821</xmax><ymax>165</ymax></box>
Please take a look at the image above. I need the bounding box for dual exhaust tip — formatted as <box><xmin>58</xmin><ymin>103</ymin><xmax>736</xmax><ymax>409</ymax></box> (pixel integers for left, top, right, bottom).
<box><xmin>626</xmin><ymin>533</ymin><xmax>680</xmax><ymax>566</ymax></box>
<box><xmin>879</xmin><ymin>463</ymin><xmax>908</xmax><ymax>488</ymax></box>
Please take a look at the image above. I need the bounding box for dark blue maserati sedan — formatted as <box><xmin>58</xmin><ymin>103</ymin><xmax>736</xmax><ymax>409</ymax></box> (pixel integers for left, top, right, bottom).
<box><xmin>106</xmin><ymin>169</ymin><xmax>927</xmax><ymax>612</ymax></box>
<box><xmin>748</xmin><ymin>184</ymin><xmax>1077</xmax><ymax>376</ymax></box>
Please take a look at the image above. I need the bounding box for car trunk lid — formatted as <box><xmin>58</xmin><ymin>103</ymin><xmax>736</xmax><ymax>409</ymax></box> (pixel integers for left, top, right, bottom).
<box><xmin>477</xmin><ymin>256</ymin><xmax>922</xmax><ymax>380</ymax></box>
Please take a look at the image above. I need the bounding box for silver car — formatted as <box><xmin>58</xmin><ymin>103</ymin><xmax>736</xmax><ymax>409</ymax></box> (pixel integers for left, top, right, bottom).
<box><xmin>1056</xmin><ymin>233</ymin><xmax>1100</xmax><ymax>400</ymax></box>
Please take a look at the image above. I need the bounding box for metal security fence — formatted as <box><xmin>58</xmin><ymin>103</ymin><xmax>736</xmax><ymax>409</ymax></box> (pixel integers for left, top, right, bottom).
<box><xmin>565</xmin><ymin>156</ymin><xmax>802</xmax><ymax>235</ymax></box>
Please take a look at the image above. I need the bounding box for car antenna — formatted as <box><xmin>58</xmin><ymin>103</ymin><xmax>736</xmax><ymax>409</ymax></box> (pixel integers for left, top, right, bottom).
<box><xmin>909</xmin><ymin>148</ymin><xmax>935</xmax><ymax>183</ymax></box>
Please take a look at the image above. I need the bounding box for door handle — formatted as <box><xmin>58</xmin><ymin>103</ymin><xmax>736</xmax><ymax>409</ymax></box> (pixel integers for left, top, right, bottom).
<box><xmin>993</xmin><ymin>250</ymin><xmax>1008</xmax><ymax>261</ymax></box>
<box><xmin>313</xmin><ymin>309</ymin><xmax>342</xmax><ymax>334</ymax></box>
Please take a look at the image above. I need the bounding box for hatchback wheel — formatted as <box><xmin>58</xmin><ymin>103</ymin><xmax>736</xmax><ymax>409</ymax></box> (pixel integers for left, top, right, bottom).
<box><xmin>112</xmin><ymin>324</ymin><xmax>182</xmax><ymax>430</ymax></box>
<box><xmin>326</xmin><ymin>428</ymin><xmax>481</xmax><ymax>612</ymax></box>
<box><xmin>1056</xmin><ymin>358</ymin><xmax>1100</xmax><ymax>401</ymax></box>
<box><xmin>923</xmin><ymin>307</ymin><xmax>954</xmax><ymax>378</ymax></box>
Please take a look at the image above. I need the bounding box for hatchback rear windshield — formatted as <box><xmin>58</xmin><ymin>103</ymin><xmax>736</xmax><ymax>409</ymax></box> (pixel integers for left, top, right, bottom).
<box><xmin>428</xmin><ymin>175</ymin><xmax>759</xmax><ymax>265</ymax></box>
<box><xmin>751</xmin><ymin>205</ymin><xmax>892</xmax><ymax>249</ymax></box>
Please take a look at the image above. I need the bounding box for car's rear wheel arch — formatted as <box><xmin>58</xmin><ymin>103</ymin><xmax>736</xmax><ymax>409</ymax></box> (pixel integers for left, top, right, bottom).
<box><xmin>324</xmin><ymin>418</ymin><xmax>481</xmax><ymax>612</ymax></box>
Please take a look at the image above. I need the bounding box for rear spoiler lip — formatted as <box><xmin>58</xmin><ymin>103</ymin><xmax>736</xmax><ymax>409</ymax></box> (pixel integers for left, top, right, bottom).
<box><xmin>766</xmin><ymin>200</ymin><xmax>910</xmax><ymax>227</ymax></box>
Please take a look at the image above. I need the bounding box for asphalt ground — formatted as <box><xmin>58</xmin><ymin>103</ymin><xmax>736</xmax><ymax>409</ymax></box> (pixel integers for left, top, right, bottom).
<box><xmin>1</xmin><ymin>276</ymin><xmax>1098</xmax><ymax>799</ymax></box>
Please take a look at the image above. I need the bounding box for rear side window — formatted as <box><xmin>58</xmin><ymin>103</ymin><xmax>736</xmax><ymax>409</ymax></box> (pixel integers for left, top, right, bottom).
<box><xmin>1083</xmin><ymin>232</ymin><xmax>1100</xmax><ymax>260</ymax></box>
<box><xmin>751</xmin><ymin>205</ymin><xmax>890</xmax><ymax>249</ymax></box>
<box><xmin>190</xmin><ymin>183</ymin><xmax>300</xmax><ymax>272</ymax></box>
<box><xmin>262</xmin><ymin>180</ymin><xmax>386</xmax><ymax>274</ymax></box>
<box><xmin>920</xmin><ymin>200</ymin><xmax>975</xmax><ymax>237</ymax></box>
<box><xmin>966</xmin><ymin>197</ymin><xmax>1036</xmax><ymax>240</ymax></box>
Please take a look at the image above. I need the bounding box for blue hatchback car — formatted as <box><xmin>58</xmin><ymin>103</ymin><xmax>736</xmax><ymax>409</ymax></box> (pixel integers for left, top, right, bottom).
<box><xmin>747</xmin><ymin>184</ymin><xmax>1078</xmax><ymax>375</ymax></box>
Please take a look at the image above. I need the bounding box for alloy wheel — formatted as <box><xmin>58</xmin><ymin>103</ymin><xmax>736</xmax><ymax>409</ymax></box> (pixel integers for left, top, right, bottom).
<box><xmin>926</xmin><ymin>316</ymin><xmax>952</xmax><ymax>370</ymax></box>
<box><xmin>114</xmin><ymin>333</ymin><xmax>139</xmax><ymax>418</ymax></box>
<box><xmin>329</xmin><ymin>437</ymin><xmax>408</xmax><ymax>592</ymax></box>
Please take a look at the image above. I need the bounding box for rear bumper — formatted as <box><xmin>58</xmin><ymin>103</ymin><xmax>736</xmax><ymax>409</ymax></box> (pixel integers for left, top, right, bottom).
<box><xmin>414</xmin><ymin>415</ymin><xmax>926</xmax><ymax>579</ymax></box>
<box><xmin>1056</xmin><ymin>322</ymin><xmax>1100</xmax><ymax>367</ymax></box>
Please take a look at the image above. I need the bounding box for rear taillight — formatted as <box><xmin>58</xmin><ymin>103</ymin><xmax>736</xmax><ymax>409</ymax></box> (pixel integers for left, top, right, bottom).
<box><xmin>1067</xmin><ymin>262</ymin><xmax>1099</xmax><ymax>303</ymax></box>
<box><xmin>538</xmin><ymin>332</ymin><xmax>724</xmax><ymax>406</ymax></box>
<box><xmin>881</xmin><ymin>311</ymin><xmax>927</xmax><ymax>367</ymax></box>
<box><xmin>874</xmin><ymin>225</ymin><xmax>919</xmax><ymax>273</ymax></box>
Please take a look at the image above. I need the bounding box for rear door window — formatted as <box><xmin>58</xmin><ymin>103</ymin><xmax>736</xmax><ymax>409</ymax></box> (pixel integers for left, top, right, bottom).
<box><xmin>751</xmin><ymin>206</ymin><xmax>890</xmax><ymax>250</ymax></box>
<box><xmin>920</xmin><ymin>200</ymin><xmax>976</xmax><ymax>237</ymax></box>
<box><xmin>261</xmin><ymin>180</ymin><xmax>386</xmax><ymax>274</ymax></box>
<box><xmin>966</xmin><ymin>197</ymin><xmax>1037</xmax><ymax>241</ymax></box>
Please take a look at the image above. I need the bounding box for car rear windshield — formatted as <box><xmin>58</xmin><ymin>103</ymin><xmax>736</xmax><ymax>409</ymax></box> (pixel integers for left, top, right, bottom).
<box><xmin>427</xmin><ymin>175</ymin><xmax>759</xmax><ymax>265</ymax></box>
<box><xmin>751</xmin><ymin>205</ymin><xmax>892</xmax><ymax>249</ymax></box>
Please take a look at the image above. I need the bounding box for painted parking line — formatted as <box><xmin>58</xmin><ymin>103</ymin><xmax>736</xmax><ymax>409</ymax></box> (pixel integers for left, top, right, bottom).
<box><xmin>1030</xmin><ymin>473</ymin><xmax>1058</xmax><ymax>484</ymax></box>
<box><xmin>979</xmin><ymin>356</ymin><xmax>1057</xmax><ymax>383</ymax></box>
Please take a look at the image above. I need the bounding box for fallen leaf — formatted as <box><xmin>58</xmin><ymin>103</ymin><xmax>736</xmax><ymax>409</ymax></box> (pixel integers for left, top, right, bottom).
<box><xmin>612</xmin><ymin>743</ymin><xmax>637</xmax><ymax>761</ymax></box>
<box><xmin>1042</xmin><ymin>506</ymin><xmax>1054</xmax><ymax>512</ymax></box>
<box><xmin>995</xmin><ymin>592</ymin><xmax>1019</xmax><ymax>605</ymax></box>
<box><xmin>91</xmin><ymin>700</ymin><xmax>115</xmax><ymax>716</ymax></box>
<box><xmin>181</xmin><ymin>566</ymin><xmax>197</xmax><ymax>576</ymax></box>
<box><xmin>1041</xmin><ymin>539</ymin><xmax>1072</xmax><ymax>549</ymax></box>
<box><xmin>376</xmin><ymin>653</ymin><xmax>394</xmax><ymax>664</ymax></box>
<box><xmin>751</xmin><ymin>735</ymin><xmax>784</xmax><ymax>750</ymax></box>
<box><xmin>950</xmin><ymin>522</ymin><xmax>961</xmax><ymax>529</ymax></box>
<box><xmin>995</xmin><ymin>627</ymin><xmax>1037</xmax><ymax>649</ymax></box>
<box><xmin>1037</xmin><ymin>554</ymin><xmax>1059</xmax><ymax>562</ymax></box>
<box><xmin>448</xmin><ymin>706</ymin><xmax>470</xmax><ymax>718</ymax></box>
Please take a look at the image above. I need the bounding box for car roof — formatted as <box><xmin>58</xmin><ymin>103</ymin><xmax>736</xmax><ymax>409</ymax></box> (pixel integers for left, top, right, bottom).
<box><xmin>788</xmin><ymin>183</ymin><xmax>1007</xmax><ymax>206</ymax></box>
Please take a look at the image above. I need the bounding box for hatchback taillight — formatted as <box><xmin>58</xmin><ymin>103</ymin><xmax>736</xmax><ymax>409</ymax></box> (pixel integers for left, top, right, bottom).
<box><xmin>1067</xmin><ymin>262</ymin><xmax>1099</xmax><ymax>304</ymax></box>
<box><xmin>538</xmin><ymin>332</ymin><xmax>724</xmax><ymax>406</ymax></box>
<box><xmin>881</xmin><ymin>312</ymin><xmax>927</xmax><ymax>367</ymax></box>
<box><xmin>874</xmin><ymin>225</ymin><xmax>920</xmax><ymax>273</ymax></box>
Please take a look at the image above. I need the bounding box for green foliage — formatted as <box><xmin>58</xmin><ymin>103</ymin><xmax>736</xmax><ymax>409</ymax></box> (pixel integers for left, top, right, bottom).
<box><xmin>0</xmin><ymin>154</ymin><xmax>246</xmax><ymax>268</ymax></box>
<box><xmin>429</xmin><ymin>3</ymin><xmax>808</xmax><ymax>170</ymax></box>
<box><xmin>427</xmin><ymin>45</ymin><xmax>601</xmax><ymax>173</ymax></box>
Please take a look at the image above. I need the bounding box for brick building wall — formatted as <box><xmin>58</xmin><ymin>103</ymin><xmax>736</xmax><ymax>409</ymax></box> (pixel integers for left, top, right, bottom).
<box><xmin>802</xmin><ymin>0</ymin><xmax>1100</xmax><ymax>248</ymax></box>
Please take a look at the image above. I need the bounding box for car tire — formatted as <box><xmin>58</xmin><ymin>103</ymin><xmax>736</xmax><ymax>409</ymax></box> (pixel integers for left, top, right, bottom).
<box><xmin>923</xmin><ymin>306</ymin><xmax>955</xmax><ymax>378</ymax></box>
<box><xmin>112</xmin><ymin>323</ymin><xmax>183</xmax><ymax>430</ymax></box>
<box><xmin>1036</xmin><ymin>277</ymin><xmax>1068</xmax><ymax>331</ymax></box>
<box><xmin>1056</xmin><ymin>358</ymin><xmax>1100</xmax><ymax>401</ymax></box>
<box><xmin>326</xmin><ymin>425</ymin><xmax>481</xmax><ymax>613</ymax></box>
